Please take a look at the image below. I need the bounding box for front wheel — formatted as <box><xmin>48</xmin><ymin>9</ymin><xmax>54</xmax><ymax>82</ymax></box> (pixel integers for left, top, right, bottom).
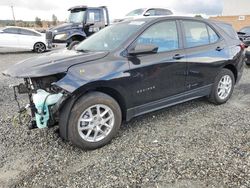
<box><xmin>208</xmin><ymin>68</ymin><xmax>235</xmax><ymax>105</ymax></box>
<box><xmin>67</xmin><ymin>41</ymin><xmax>80</xmax><ymax>50</ymax></box>
<box><xmin>67</xmin><ymin>92</ymin><xmax>122</xmax><ymax>150</ymax></box>
<box><xmin>33</xmin><ymin>42</ymin><xmax>46</xmax><ymax>53</ymax></box>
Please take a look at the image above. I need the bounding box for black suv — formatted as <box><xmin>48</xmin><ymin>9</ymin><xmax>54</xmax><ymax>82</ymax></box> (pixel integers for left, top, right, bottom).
<box><xmin>3</xmin><ymin>17</ymin><xmax>245</xmax><ymax>150</ymax></box>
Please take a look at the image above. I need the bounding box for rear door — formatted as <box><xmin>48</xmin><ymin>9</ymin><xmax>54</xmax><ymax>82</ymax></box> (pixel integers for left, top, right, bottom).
<box><xmin>0</xmin><ymin>28</ymin><xmax>20</xmax><ymax>48</ymax></box>
<box><xmin>128</xmin><ymin>20</ymin><xmax>187</xmax><ymax>107</ymax></box>
<box><xmin>181</xmin><ymin>20</ymin><xmax>227</xmax><ymax>90</ymax></box>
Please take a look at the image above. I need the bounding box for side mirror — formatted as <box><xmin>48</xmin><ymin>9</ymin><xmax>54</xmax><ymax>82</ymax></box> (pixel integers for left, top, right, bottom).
<box><xmin>144</xmin><ymin>12</ymin><xmax>151</xmax><ymax>16</ymax></box>
<box><xmin>128</xmin><ymin>44</ymin><xmax>158</xmax><ymax>55</ymax></box>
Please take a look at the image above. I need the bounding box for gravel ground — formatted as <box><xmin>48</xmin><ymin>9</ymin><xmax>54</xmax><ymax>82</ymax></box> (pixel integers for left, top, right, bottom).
<box><xmin>0</xmin><ymin>48</ymin><xmax>249</xmax><ymax>188</ymax></box>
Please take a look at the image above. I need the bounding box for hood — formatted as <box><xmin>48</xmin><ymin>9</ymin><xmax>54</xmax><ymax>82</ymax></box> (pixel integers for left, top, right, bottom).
<box><xmin>3</xmin><ymin>49</ymin><xmax>109</xmax><ymax>78</ymax></box>
<box><xmin>50</xmin><ymin>22</ymin><xmax>82</xmax><ymax>32</ymax></box>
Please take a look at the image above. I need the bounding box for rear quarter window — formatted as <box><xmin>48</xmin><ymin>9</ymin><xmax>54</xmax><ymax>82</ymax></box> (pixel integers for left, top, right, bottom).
<box><xmin>215</xmin><ymin>22</ymin><xmax>238</xmax><ymax>39</ymax></box>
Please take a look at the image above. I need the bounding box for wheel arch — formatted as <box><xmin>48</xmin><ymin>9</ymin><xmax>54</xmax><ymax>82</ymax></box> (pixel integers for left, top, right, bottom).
<box><xmin>72</xmin><ymin>84</ymin><xmax>127</xmax><ymax>121</ymax></box>
<box><xmin>67</xmin><ymin>34</ymin><xmax>86</xmax><ymax>43</ymax></box>
<box><xmin>59</xmin><ymin>84</ymin><xmax>127</xmax><ymax>141</ymax></box>
<box><xmin>33</xmin><ymin>41</ymin><xmax>46</xmax><ymax>51</ymax></box>
<box><xmin>223</xmin><ymin>64</ymin><xmax>237</xmax><ymax>82</ymax></box>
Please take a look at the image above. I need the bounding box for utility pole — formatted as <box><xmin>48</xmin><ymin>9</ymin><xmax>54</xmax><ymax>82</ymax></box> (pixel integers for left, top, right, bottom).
<box><xmin>11</xmin><ymin>5</ymin><xmax>16</xmax><ymax>26</ymax></box>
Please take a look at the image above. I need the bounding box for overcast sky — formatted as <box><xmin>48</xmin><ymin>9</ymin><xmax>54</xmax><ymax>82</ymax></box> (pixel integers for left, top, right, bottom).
<box><xmin>0</xmin><ymin>0</ymin><xmax>223</xmax><ymax>21</ymax></box>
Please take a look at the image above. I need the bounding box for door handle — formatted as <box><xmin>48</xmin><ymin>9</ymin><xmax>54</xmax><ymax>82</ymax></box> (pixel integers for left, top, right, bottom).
<box><xmin>216</xmin><ymin>46</ymin><xmax>224</xmax><ymax>51</ymax></box>
<box><xmin>173</xmin><ymin>54</ymin><xmax>185</xmax><ymax>60</ymax></box>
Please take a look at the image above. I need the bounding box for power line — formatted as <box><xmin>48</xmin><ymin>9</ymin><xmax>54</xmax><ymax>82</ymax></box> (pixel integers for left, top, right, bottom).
<box><xmin>11</xmin><ymin>5</ymin><xmax>16</xmax><ymax>26</ymax></box>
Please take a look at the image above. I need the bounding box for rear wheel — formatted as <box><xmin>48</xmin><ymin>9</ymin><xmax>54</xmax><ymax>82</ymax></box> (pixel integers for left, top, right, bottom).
<box><xmin>68</xmin><ymin>92</ymin><xmax>122</xmax><ymax>150</ymax></box>
<box><xmin>208</xmin><ymin>68</ymin><xmax>235</xmax><ymax>104</ymax></box>
<box><xmin>34</xmin><ymin>42</ymin><xmax>46</xmax><ymax>53</ymax></box>
<box><xmin>245</xmin><ymin>51</ymin><xmax>250</xmax><ymax>65</ymax></box>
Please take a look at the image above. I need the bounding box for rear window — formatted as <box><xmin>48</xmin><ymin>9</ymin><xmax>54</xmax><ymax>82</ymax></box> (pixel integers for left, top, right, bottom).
<box><xmin>240</xmin><ymin>27</ymin><xmax>250</xmax><ymax>33</ymax></box>
<box><xmin>215</xmin><ymin>22</ymin><xmax>238</xmax><ymax>39</ymax></box>
<box><xmin>3</xmin><ymin>28</ymin><xmax>19</xmax><ymax>34</ymax></box>
<box><xmin>155</xmin><ymin>9</ymin><xmax>173</xmax><ymax>16</ymax></box>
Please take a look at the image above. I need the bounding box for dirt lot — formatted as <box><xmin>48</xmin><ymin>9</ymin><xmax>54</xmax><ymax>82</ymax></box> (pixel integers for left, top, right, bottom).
<box><xmin>0</xmin><ymin>48</ymin><xmax>249</xmax><ymax>188</ymax></box>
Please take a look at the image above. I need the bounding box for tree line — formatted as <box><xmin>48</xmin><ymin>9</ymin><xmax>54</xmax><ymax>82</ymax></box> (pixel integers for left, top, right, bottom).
<box><xmin>0</xmin><ymin>14</ymin><xmax>59</xmax><ymax>28</ymax></box>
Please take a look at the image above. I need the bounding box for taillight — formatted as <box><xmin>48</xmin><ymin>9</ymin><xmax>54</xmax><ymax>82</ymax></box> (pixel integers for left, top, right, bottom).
<box><xmin>240</xmin><ymin>43</ymin><xmax>246</xmax><ymax>50</ymax></box>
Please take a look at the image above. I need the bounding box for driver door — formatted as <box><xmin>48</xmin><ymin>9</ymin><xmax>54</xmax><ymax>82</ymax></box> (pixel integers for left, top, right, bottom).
<box><xmin>127</xmin><ymin>20</ymin><xmax>187</xmax><ymax>107</ymax></box>
<box><xmin>85</xmin><ymin>9</ymin><xmax>104</xmax><ymax>36</ymax></box>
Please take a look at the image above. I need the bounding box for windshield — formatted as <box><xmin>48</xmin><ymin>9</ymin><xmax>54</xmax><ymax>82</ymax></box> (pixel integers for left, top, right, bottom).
<box><xmin>68</xmin><ymin>10</ymin><xmax>85</xmax><ymax>23</ymax></box>
<box><xmin>76</xmin><ymin>21</ymin><xmax>146</xmax><ymax>52</ymax></box>
<box><xmin>126</xmin><ymin>9</ymin><xmax>146</xmax><ymax>17</ymax></box>
<box><xmin>240</xmin><ymin>27</ymin><xmax>250</xmax><ymax>33</ymax></box>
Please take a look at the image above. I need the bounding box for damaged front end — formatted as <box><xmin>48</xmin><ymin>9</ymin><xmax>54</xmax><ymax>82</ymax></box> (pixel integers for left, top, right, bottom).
<box><xmin>3</xmin><ymin>50</ymin><xmax>109</xmax><ymax>130</ymax></box>
<box><xmin>13</xmin><ymin>74</ymin><xmax>69</xmax><ymax>129</ymax></box>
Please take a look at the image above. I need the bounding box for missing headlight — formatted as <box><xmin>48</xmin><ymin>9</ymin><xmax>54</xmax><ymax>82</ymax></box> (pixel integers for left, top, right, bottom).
<box><xmin>31</xmin><ymin>73</ymin><xmax>66</xmax><ymax>93</ymax></box>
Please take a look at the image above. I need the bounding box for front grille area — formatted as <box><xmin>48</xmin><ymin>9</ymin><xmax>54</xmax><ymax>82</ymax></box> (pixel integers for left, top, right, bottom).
<box><xmin>46</xmin><ymin>31</ymin><xmax>53</xmax><ymax>40</ymax></box>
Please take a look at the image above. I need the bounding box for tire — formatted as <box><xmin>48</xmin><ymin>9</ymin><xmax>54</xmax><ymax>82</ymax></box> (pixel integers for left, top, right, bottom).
<box><xmin>34</xmin><ymin>42</ymin><xmax>46</xmax><ymax>53</ymax></box>
<box><xmin>67</xmin><ymin>92</ymin><xmax>122</xmax><ymax>150</ymax></box>
<box><xmin>245</xmin><ymin>51</ymin><xmax>250</xmax><ymax>66</ymax></box>
<box><xmin>67</xmin><ymin>41</ymin><xmax>80</xmax><ymax>50</ymax></box>
<box><xmin>208</xmin><ymin>68</ymin><xmax>235</xmax><ymax>105</ymax></box>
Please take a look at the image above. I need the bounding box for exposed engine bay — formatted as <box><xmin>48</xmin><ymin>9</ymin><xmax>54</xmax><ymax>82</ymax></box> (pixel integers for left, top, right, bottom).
<box><xmin>14</xmin><ymin>75</ymin><xmax>68</xmax><ymax>129</ymax></box>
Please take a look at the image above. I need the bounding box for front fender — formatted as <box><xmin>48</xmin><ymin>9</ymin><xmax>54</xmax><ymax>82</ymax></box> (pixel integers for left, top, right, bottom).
<box><xmin>54</xmin><ymin>60</ymin><xmax>130</xmax><ymax>93</ymax></box>
<box><xmin>66</xmin><ymin>32</ymin><xmax>87</xmax><ymax>41</ymax></box>
<box><xmin>56</xmin><ymin>60</ymin><xmax>130</xmax><ymax>140</ymax></box>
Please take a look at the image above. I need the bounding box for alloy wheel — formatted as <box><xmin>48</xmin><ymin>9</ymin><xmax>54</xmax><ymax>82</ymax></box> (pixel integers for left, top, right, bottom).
<box><xmin>217</xmin><ymin>75</ymin><xmax>232</xmax><ymax>100</ymax></box>
<box><xmin>34</xmin><ymin>43</ymin><xmax>46</xmax><ymax>53</ymax></box>
<box><xmin>77</xmin><ymin>104</ymin><xmax>115</xmax><ymax>142</ymax></box>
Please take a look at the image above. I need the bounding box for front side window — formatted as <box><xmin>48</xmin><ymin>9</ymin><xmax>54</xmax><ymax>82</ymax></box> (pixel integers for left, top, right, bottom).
<box><xmin>145</xmin><ymin>9</ymin><xmax>156</xmax><ymax>16</ymax></box>
<box><xmin>183</xmin><ymin>21</ymin><xmax>210</xmax><ymax>48</ymax></box>
<box><xmin>135</xmin><ymin>21</ymin><xmax>179</xmax><ymax>52</ymax></box>
<box><xmin>87</xmin><ymin>9</ymin><xmax>101</xmax><ymax>23</ymax></box>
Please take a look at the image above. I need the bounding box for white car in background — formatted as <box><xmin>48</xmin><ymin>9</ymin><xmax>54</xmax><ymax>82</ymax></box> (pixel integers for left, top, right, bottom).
<box><xmin>113</xmin><ymin>8</ymin><xmax>173</xmax><ymax>23</ymax></box>
<box><xmin>0</xmin><ymin>26</ymin><xmax>47</xmax><ymax>53</ymax></box>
